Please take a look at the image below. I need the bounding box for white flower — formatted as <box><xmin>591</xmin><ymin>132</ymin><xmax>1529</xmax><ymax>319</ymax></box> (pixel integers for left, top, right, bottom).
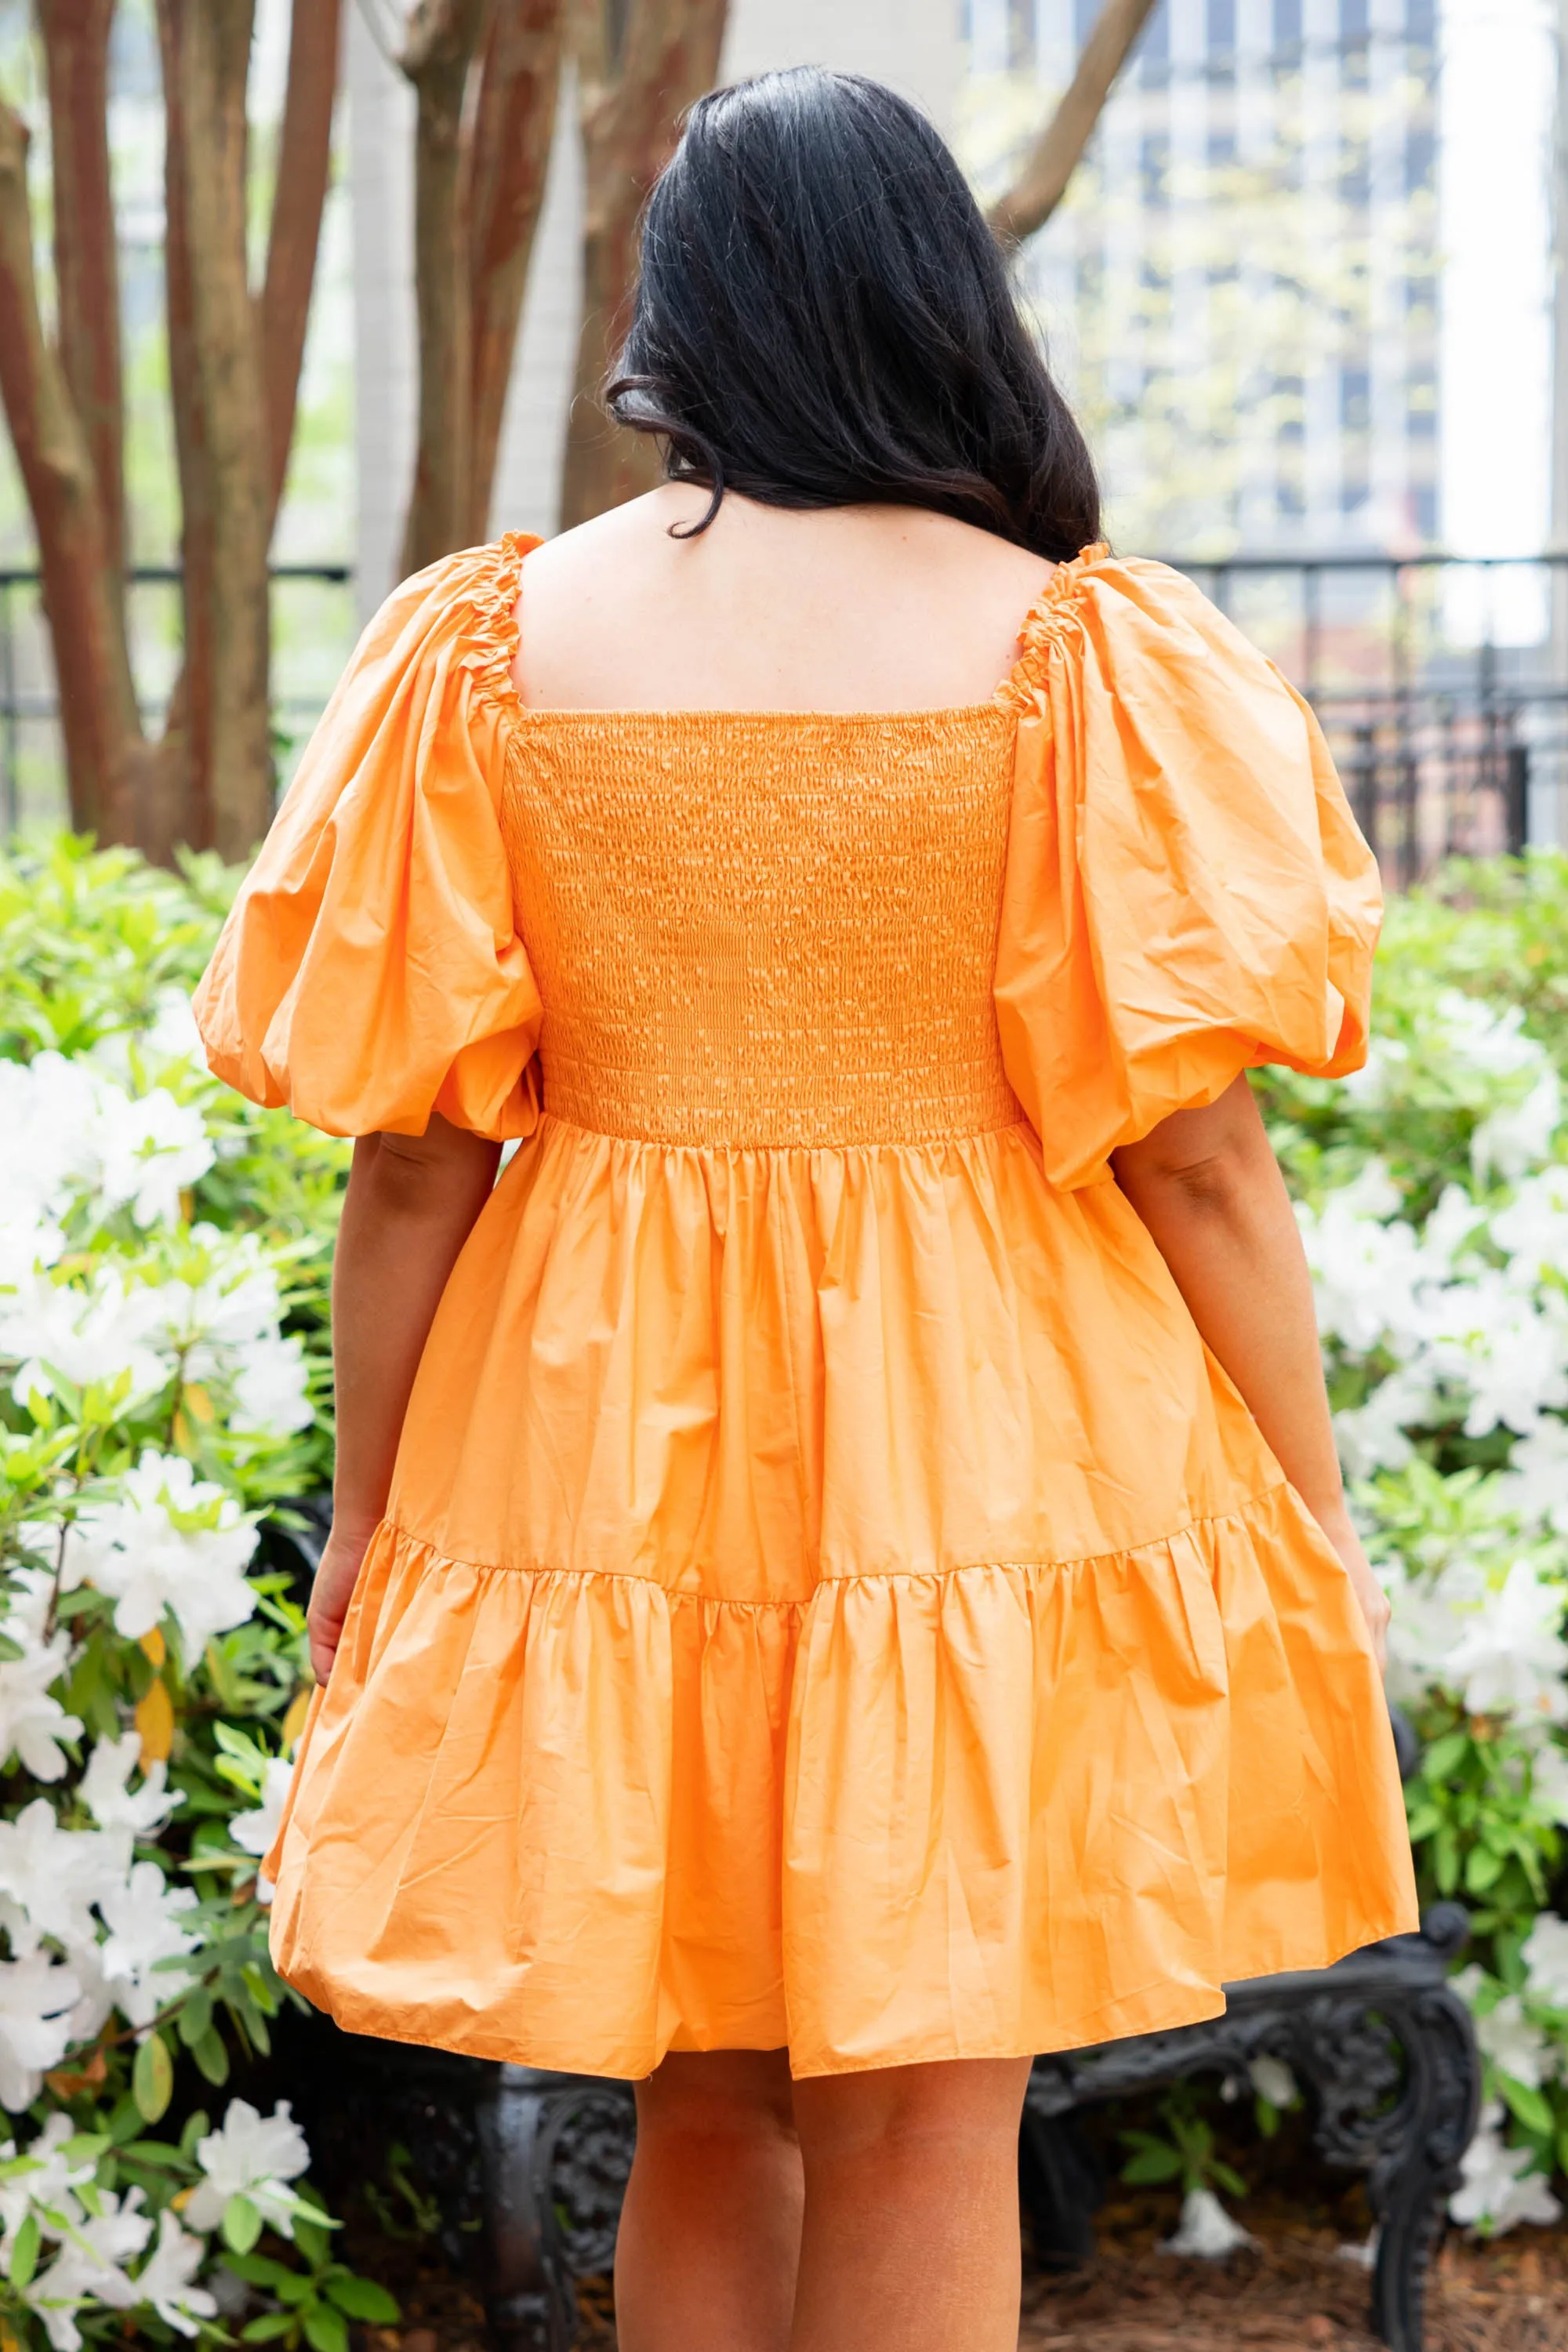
<box><xmin>24</xmin><ymin>2188</ymin><xmax>151</xmax><ymax>2350</ymax></box>
<box><xmin>1444</xmin><ymin>1557</ymin><xmax>1568</xmax><ymax>1725</ymax></box>
<box><xmin>0</xmin><ymin>1951</ymin><xmax>82</xmax><ymax>2111</ymax></box>
<box><xmin>81</xmin><ymin>1730</ymin><xmax>182</xmax><ymax>1838</ymax></box>
<box><xmin>0</xmin><ymin>1798</ymin><xmax>121</xmax><ymax>1960</ymax></box>
<box><xmin>1435</xmin><ymin>992</ymin><xmax>1549</xmax><ymax>1085</ymax></box>
<box><xmin>0</xmin><ymin>1054</ymin><xmax>103</xmax><ymax>1233</ymax></box>
<box><xmin>64</xmin><ymin>1449</ymin><xmax>256</xmax><ymax>1665</ymax></box>
<box><xmin>1473</xmin><ymin>1069</ymin><xmax>1563</xmax><ymax>1187</ymax></box>
<box><xmin>93</xmin><ymin>1087</ymin><xmax>212</xmax><ymax>1227</ymax></box>
<box><xmin>133</xmin><ymin>2210</ymin><xmax>219</xmax><ymax>2337</ymax></box>
<box><xmin>230</xmin><ymin>1334</ymin><xmax>312</xmax><ymax>1437</ymax></box>
<box><xmin>1157</xmin><ymin>2187</ymin><xmax>1256</xmax><ymax>2258</ymax></box>
<box><xmin>185</xmin><ymin>2099</ymin><xmax>310</xmax><ymax>2238</ymax></box>
<box><xmin>1247</xmin><ymin>2054</ymin><xmax>1298</xmax><ymax>2110</ymax></box>
<box><xmin>1298</xmin><ymin>1163</ymin><xmax>1430</xmax><ymax>1357</ymax></box>
<box><xmin>95</xmin><ymin>1860</ymin><xmax>199</xmax><ymax>2028</ymax></box>
<box><xmin>1496</xmin><ymin>1416</ymin><xmax>1568</xmax><ymax>1539</ymax></box>
<box><xmin>1468</xmin><ymin>1987</ymin><xmax>1555</xmax><ymax>2089</ymax></box>
<box><xmin>1384</xmin><ymin>1555</ymin><xmax>1486</xmax><ymax>1708</ymax></box>
<box><xmin>1521</xmin><ymin>1914</ymin><xmax>1568</xmax><ymax>2010</ymax></box>
<box><xmin>0</xmin><ymin>1621</ymin><xmax>82</xmax><ymax>1783</ymax></box>
<box><xmin>0</xmin><ymin>2113</ymin><xmax>96</xmax><ymax>2256</ymax></box>
<box><xmin>1519</xmin><ymin>1730</ymin><xmax>1568</xmax><ymax>1825</ymax></box>
<box><xmin>230</xmin><ymin>1758</ymin><xmax>296</xmax><ymax>1904</ymax></box>
<box><xmin>140</xmin><ymin>1234</ymin><xmax>313</xmax><ymax>1439</ymax></box>
<box><xmin>1334</xmin><ymin>1363</ymin><xmax>1442</xmax><ymax>1479</ymax></box>
<box><xmin>0</xmin><ymin>1266</ymin><xmax>171</xmax><ymax>1410</ymax></box>
<box><xmin>1450</xmin><ymin>2100</ymin><xmax>1563</xmax><ymax>2234</ymax></box>
<box><xmin>1425</xmin><ymin>1272</ymin><xmax>1568</xmax><ymax>1439</ymax></box>
<box><xmin>1492</xmin><ymin>1162</ymin><xmax>1568</xmax><ymax>1278</ymax></box>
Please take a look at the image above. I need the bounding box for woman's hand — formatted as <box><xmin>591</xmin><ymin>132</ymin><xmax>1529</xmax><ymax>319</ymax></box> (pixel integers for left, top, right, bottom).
<box><xmin>308</xmin><ymin>1518</ymin><xmax>377</xmax><ymax>1683</ymax></box>
<box><xmin>1312</xmin><ymin>1498</ymin><xmax>1391</xmax><ymax>1676</ymax></box>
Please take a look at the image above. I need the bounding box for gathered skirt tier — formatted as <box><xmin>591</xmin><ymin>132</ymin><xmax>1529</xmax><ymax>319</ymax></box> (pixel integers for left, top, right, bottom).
<box><xmin>265</xmin><ymin>1113</ymin><xmax>1418</xmax><ymax>2079</ymax></box>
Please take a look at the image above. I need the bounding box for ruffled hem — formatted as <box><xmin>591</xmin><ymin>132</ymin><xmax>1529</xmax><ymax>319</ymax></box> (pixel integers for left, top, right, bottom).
<box><xmin>266</xmin><ymin>1484</ymin><xmax>1417</xmax><ymax>2081</ymax></box>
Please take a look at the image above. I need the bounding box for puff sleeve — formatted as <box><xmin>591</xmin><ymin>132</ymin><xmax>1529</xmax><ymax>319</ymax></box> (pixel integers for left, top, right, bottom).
<box><xmin>993</xmin><ymin>548</ymin><xmax>1381</xmax><ymax>1190</ymax></box>
<box><xmin>193</xmin><ymin>536</ymin><xmax>544</xmax><ymax>1141</ymax></box>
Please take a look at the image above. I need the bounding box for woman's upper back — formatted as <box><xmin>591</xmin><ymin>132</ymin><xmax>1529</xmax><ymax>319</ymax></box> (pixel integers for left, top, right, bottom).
<box><xmin>513</xmin><ymin>488</ymin><xmax>1055</xmax><ymax>717</ymax></box>
<box><xmin>192</xmin><ymin>527</ymin><xmax>1381</xmax><ymax>1189</ymax></box>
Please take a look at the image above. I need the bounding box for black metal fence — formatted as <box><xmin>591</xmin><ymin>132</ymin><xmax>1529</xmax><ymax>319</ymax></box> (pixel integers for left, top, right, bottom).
<box><xmin>1179</xmin><ymin>553</ymin><xmax>1568</xmax><ymax>890</ymax></box>
<box><xmin>0</xmin><ymin>562</ymin><xmax>356</xmax><ymax>835</ymax></box>
<box><xmin>2</xmin><ymin>553</ymin><xmax>1565</xmax><ymax>888</ymax></box>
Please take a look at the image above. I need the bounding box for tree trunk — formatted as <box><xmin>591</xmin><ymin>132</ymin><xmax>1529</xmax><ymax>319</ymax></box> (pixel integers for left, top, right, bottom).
<box><xmin>464</xmin><ymin>0</ymin><xmax>566</xmax><ymax>541</ymax></box>
<box><xmin>560</xmin><ymin>0</ymin><xmax>728</xmax><ymax>531</ymax></box>
<box><xmin>158</xmin><ymin>0</ymin><xmax>273</xmax><ymax>861</ymax></box>
<box><xmin>987</xmin><ymin>0</ymin><xmax>1163</xmax><ymax>250</ymax></box>
<box><xmin>399</xmin><ymin>0</ymin><xmax>490</xmax><ymax>576</ymax></box>
<box><xmin>37</xmin><ymin>0</ymin><xmax>125</xmax><ymax>587</ymax></box>
<box><xmin>261</xmin><ymin>0</ymin><xmax>344</xmax><ymax>527</ymax></box>
<box><xmin>0</xmin><ymin>98</ymin><xmax>140</xmax><ymax>838</ymax></box>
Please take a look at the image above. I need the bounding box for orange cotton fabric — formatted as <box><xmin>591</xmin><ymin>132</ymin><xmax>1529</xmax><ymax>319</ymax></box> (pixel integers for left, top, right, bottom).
<box><xmin>194</xmin><ymin>536</ymin><xmax>1417</xmax><ymax>2081</ymax></box>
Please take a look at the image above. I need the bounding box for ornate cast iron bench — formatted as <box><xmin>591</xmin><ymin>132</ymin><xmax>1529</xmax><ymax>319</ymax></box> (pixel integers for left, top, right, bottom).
<box><xmin>469</xmin><ymin>1899</ymin><xmax>1477</xmax><ymax>2352</ymax></box>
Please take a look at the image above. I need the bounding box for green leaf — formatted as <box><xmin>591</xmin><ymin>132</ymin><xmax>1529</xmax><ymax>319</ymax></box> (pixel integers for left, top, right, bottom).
<box><xmin>1465</xmin><ymin>1844</ymin><xmax>1506</xmax><ymax>1894</ymax></box>
<box><xmin>325</xmin><ymin>2276</ymin><xmax>399</xmax><ymax>2323</ymax></box>
<box><xmin>301</xmin><ymin>2306</ymin><xmax>349</xmax><ymax>2352</ymax></box>
<box><xmin>1211</xmin><ymin>2161</ymin><xmax>1250</xmax><ymax>2199</ymax></box>
<box><xmin>223</xmin><ymin>2194</ymin><xmax>264</xmax><ymax>2256</ymax></box>
<box><xmin>178</xmin><ymin>1987</ymin><xmax>214</xmax><ymax>2048</ymax></box>
<box><xmin>221</xmin><ymin>2253</ymin><xmax>296</xmax><ymax>2290</ymax></box>
<box><xmin>1422</xmin><ymin>1732</ymin><xmax>1471</xmax><ymax>1784</ymax></box>
<box><xmin>241</xmin><ymin>2316</ymin><xmax>299</xmax><ymax>2343</ymax></box>
<box><xmin>192</xmin><ymin>2024</ymin><xmax>231</xmax><ymax>2086</ymax></box>
<box><xmin>1500</xmin><ymin>2076</ymin><xmax>1556</xmax><ymax>2139</ymax></box>
<box><xmin>180</xmin><ymin>2110</ymin><xmax>211</xmax><ymax>2159</ymax></box>
<box><xmin>132</xmin><ymin>2030</ymin><xmax>173</xmax><ymax>2124</ymax></box>
<box><xmin>1120</xmin><ymin>2143</ymin><xmax>1184</xmax><ymax>2185</ymax></box>
<box><xmin>9</xmin><ymin>2210</ymin><xmax>40</xmax><ymax>2288</ymax></box>
<box><xmin>292</xmin><ymin>2217</ymin><xmax>332</xmax><ymax>2265</ymax></box>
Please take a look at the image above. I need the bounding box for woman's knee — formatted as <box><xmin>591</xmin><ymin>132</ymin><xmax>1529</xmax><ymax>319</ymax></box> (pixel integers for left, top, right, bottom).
<box><xmin>634</xmin><ymin>2049</ymin><xmax>799</xmax><ymax>2158</ymax></box>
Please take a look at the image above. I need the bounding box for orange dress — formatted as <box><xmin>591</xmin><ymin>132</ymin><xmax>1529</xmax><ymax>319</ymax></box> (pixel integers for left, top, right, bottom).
<box><xmin>194</xmin><ymin>535</ymin><xmax>1418</xmax><ymax>2081</ymax></box>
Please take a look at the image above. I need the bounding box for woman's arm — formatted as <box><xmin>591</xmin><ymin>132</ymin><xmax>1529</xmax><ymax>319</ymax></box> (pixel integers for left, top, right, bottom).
<box><xmin>1111</xmin><ymin>1073</ymin><xmax>1389</xmax><ymax>1670</ymax></box>
<box><xmin>310</xmin><ymin>1116</ymin><xmax>502</xmax><ymax>1681</ymax></box>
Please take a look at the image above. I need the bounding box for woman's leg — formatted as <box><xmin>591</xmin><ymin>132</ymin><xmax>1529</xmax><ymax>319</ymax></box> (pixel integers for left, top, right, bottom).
<box><xmin>614</xmin><ymin>2049</ymin><xmax>803</xmax><ymax>2352</ymax></box>
<box><xmin>789</xmin><ymin>2056</ymin><xmax>1033</xmax><ymax>2352</ymax></box>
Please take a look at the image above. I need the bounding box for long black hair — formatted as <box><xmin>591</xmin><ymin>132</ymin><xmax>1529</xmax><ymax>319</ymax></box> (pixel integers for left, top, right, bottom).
<box><xmin>606</xmin><ymin>68</ymin><xmax>1100</xmax><ymax>561</ymax></box>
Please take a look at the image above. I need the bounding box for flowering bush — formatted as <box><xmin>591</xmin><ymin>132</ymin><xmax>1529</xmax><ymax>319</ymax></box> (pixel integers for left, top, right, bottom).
<box><xmin>9</xmin><ymin>833</ymin><xmax>1568</xmax><ymax>2311</ymax></box>
<box><xmin>0</xmin><ymin>840</ymin><xmax>386</xmax><ymax>2347</ymax></box>
<box><xmin>1256</xmin><ymin>854</ymin><xmax>1568</xmax><ymax>2236</ymax></box>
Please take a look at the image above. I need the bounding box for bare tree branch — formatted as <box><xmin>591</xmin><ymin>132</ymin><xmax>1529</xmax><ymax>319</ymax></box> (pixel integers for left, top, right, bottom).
<box><xmin>260</xmin><ymin>0</ymin><xmax>344</xmax><ymax>530</ymax></box>
<box><xmin>464</xmin><ymin>0</ymin><xmax>565</xmax><ymax>541</ymax></box>
<box><xmin>561</xmin><ymin>0</ymin><xmax>728</xmax><ymax>529</ymax></box>
<box><xmin>987</xmin><ymin>0</ymin><xmax>1162</xmax><ymax>250</ymax></box>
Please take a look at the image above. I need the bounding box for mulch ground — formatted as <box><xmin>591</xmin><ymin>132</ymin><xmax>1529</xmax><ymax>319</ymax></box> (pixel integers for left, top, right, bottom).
<box><xmin>1014</xmin><ymin>2218</ymin><xmax>1568</xmax><ymax>2350</ymax></box>
<box><xmin>354</xmin><ymin>2207</ymin><xmax>1568</xmax><ymax>2350</ymax></box>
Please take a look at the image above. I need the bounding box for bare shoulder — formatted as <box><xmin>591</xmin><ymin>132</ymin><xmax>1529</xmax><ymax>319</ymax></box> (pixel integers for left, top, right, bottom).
<box><xmin>511</xmin><ymin>490</ymin><xmax>1061</xmax><ymax>712</ymax></box>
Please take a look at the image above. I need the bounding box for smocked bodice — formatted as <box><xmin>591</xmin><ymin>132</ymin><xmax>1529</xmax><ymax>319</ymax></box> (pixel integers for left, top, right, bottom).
<box><xmin>498</xmin><ymin>706</ymin><xmax>1024</xmax><ymax>1148</ymax></box>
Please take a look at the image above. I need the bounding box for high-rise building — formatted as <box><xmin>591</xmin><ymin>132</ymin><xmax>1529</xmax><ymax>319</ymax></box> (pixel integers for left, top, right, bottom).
<box><xmin>962</xmin><ymin>0</ymin><xmax>1443</xmax><ymax>557</ymax></box>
